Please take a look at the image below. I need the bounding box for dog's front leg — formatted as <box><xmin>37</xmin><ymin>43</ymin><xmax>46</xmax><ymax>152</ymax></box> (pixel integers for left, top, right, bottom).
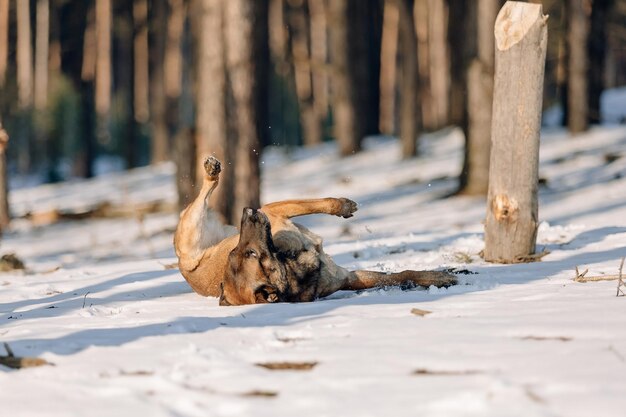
<box><xmin>174</xmin><ymin>156</ymin><xmax>236</xmax><ymax>272</ymax></box>
<box><xmin>261</xmin><ymin>198</ymin><xmax>358</xmax><ymax>219</ymax></box>
<box><xmin>343</xmin><ymin>270</ymin><xmax>457</xmax><ymax>290</ymax></box>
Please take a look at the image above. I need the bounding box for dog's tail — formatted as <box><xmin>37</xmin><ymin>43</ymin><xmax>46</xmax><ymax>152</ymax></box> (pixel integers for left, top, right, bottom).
<box><xmin>343</xmin><ymin>270</ymin><xmax>457</xmax><ymax>291</ymax></box>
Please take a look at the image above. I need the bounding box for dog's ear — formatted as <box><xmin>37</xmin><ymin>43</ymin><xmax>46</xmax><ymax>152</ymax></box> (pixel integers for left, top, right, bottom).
<box><xmin>254</xmin><ymin>284</ymin><xmax>280</xmax><ymax>304</ymax></box>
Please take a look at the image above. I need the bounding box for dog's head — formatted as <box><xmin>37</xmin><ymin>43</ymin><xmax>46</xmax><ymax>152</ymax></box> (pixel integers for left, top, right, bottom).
<box><xmin>219</xmin><ymin>208</ymin><xmax>287</xmax><ymax>306</ymax></box>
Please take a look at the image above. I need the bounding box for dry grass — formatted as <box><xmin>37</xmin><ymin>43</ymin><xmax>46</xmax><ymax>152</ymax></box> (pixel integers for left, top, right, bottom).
<box><xmin>256</xmin><ymin>361</ymin><xmax>318</xmax><ymax>371</ymax></box>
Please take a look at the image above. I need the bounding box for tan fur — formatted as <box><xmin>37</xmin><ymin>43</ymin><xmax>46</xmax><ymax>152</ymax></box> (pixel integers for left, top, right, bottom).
<box><xmin>174</xmin><ymin>156</ymin><xmax>457</xmax><ymax>305</ymax></box>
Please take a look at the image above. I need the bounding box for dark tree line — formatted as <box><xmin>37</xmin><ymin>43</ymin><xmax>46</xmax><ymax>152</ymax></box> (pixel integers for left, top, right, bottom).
<box><xmin>0</xmin><ymin>0</ymin><xmax>625</xmax><ymax>232</ymax></box>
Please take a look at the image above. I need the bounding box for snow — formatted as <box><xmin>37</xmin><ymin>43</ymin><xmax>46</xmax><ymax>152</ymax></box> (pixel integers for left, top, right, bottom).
<box><xmin>2</xmin><ymin>125</ymin><xmax>626</xmax><ymax>417</ymax></box>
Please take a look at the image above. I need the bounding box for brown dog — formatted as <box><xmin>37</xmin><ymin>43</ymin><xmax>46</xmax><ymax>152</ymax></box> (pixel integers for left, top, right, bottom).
<box><xmin>174</xmin><ymin>156</ymin><xmax>457</xmax><ymax>305</ymax></box>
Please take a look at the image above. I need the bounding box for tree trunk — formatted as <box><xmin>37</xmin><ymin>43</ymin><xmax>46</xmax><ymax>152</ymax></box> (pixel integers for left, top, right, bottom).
<box><xmin>566</xmin><ymin>0</ymin><xmax>590</xmax><ymax>134</ymax></box>
<box><xmin>165</xmin><ymin>0</ymin><xmax>186</xmax><ymax>135</ymax></box>
<box><xmin>427</xmin><ymin>0</ymin><xmax>449</xmax><ymax>129</ymax></box>
<box><xmin>287</xmin><ymin>0</ymin><xmax>321</xmax><ymax>146</ymax></box>
<box><xmin>0</xmin><ymin>1</ymin><xmax>7</xmax><ymax>213</ymax></box>
<box><xmin>0</xmin><ymin>125</ymin><xmax>9</xmax><ymax>229</ymax></box>
<box><xmin>150</xmin><ymin>0</ymin><xmax>169</xmax><ymax>164</ymax></box>
<box><xmin>352</xmin><ymin>1</ymin><xmax>383</xmax><ymax>139</ymax></box>
<box><xmin>415</xmin><ymin>0</ymin><xmax>434</xmax><ymax>130</ymax></box>
<box><xmin>60</xmin><ymin>1</ymin><xmax>94</xmax><ymax>178</ymax></box>
<box><xmin>308</xmin><ymin>0</ymin><xmax>328</xmax><ymax>128</ymax></box>
<box><xmin>328</xmin><ymin>0</ymin><xmax>357</xmax><ymax>155</ymax></box>
<box><xmin>34</xmin><ymin>0</ymin><xmax>49</xmax><ymax>112</ymax></box>
<box><xmin>447</xmin><ymin>0</ymin><xmax>467</xmax><ymax>129</ymax></box>
<box><xmin>329</xmin><ymin>0</ymin><xmax>383</xmax><ymax>156</ymax></box>
<box><xmin>17</xmin><ymin>0</ymin><xmax>33</xmax><ymax>174</ymax></box>
<box><xmin>557</xmin><ymin>0</ymin><xmax>568</xmax><ymax>126</ymax></box>
<box><xmin>116</xmin><ymin>0</ymin><xmax>138</xmax><ymax>170</ymax></box>
<box><xmin>95</xmin><ymin>0</ymin><xmax>111</xmax><ymax>142</ymax></box>
<box><xmin>193</xmin><ymin>0</ymin><xmax>231</xmax><ymax>219</ymax></box>
<box><xmin>484</xmin><ymin>2</ymin><xmax>548</xmax><ymax>263</ymax></box>
<box><xmin>459</xmin><ymin>0</ymin><xmax>498</xmax><ymax>196</ymax></box>
<box><xmin>224</xmin><ymin>0</ymin><xmax>267</xmax><ymax>222</ymax></box>
<box><xmin>397</xmin><ymin>0</ymin><xmax>419</xmax><ymax>158</ymax></box>
<box><xmin>269</xmin><ymin>0</ymin><xmax>288</xmax><ymax>71</ymax></box>
<box><xmin>33</xmin><ymin>0</ymin><xmax>50</xmax><ymax>171</ymax></box>
<box><xmin>379</xmin><ymin>0</ymin><xmax>399</xmax><ymax>135</ymax></box>
<box><xmin>0</xmin><ymin>0</ymin><xmax>8</xmax><ymax>87</ymax></box>
<box><xmin>174</xmin><ymin>128</ymin><xmax>196</xmax><ymax>212</ymax></box>
<box><xmin>133</xmin><ymin>0</ymin><xmax>150</xmax><ymax>126</ymax></box>
<box><xmin>17</xmin><ymin>0</ymin><xmax>33</xmax><ymax>109</ymax></box>
<box><xmin>587</xmin><ymin>0</ymin><xmax>612</xmax><ymax>125</ymax></box>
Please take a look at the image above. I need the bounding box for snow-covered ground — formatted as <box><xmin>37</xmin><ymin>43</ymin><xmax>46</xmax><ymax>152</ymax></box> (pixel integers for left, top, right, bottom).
<box><xmin>1</xmin><ymin>125</ymin><xmax>626</xmax><ymax>417</ymax></box>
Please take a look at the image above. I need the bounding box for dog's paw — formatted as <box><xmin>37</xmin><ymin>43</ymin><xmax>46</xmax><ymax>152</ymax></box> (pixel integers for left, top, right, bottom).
<box><xmin>204</xmin><ymin>156</ymin><xmax>221</xmax><ymax>179</ymax></box>
<box><xmin>336</xmin><ymin>198</ymin><xmax>358</xmax><ymax>218</ymax></box>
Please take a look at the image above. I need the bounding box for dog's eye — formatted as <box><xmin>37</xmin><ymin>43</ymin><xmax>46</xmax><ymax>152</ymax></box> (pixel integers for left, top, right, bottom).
<box><xmin>245</xmin><ymin>249</ymin><xmax>258</xmax><ymax>259</ymax></box>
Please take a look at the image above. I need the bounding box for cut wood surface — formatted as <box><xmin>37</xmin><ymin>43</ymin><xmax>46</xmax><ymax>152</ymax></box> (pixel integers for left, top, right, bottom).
<box><xmin>484</xmin><ymin>1</ymin><xmax>548</xmax><ymax>263</ymax></box>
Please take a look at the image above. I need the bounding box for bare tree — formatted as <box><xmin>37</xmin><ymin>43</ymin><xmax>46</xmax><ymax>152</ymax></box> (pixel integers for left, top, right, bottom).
<box><xmin>95</xmin><ymin>0</ymin><xmax>112</xmax><ymax>142</ymax></box>
<box><xmin>397</xmin><ymin>0</ymin><xmax>419</xmax><ymax>158</ymax></box>
<box><xmin>193</xmin><ymin>0</ymin><xmax>230</xmax><ymax>219</ymax></box>
<box><xmin>328</xmin><ymin>0</ymin><xmax>357</xmax><ymax>155</ymax></box>
<box><xmin>0</xmin><ymin>0</ymin><xmax>7</xmax><ymax>87</ymax></box>
<box><xmin>0</xmin><ymin>124</ymin><xmax>9</xmax><ymax>229</ymax></box>
<box><xmin>150</xmin><ymin>0</ymin><xmax>169</xmax><ymax>164</ymax></box>
<box><xmin>588</xmin><ymin>0</ymin><xmax>612</xmax><ymax>124</ymax></box>
<box><xmin>286</xmin><ymin>0</ymin><xmax>321</xmax><ymax>146</ymax></box>
<box><xmin>566</xmin><ymin>0</ymin><xmax>590</xmax><ymax>133</ymax></box>
<box><xmin>35</xmin><ymin>0</ymin><xmax>50</xmax><ymax>113</ymax></box>
<box><xmin>174</xmin><ymin>128</ymin><xmax>196</xmax><ymax>212</ymax></box>
<box><xmin>116</xmin><ymin>0</ymin><xmax>139</xmax><ymax>170</ymax></box>
<box><xmin>165</xmin><ymin>0</ymin><xmax>186</xmax><ymax>135</ymax></box>
<box><xmin>0</xmin><ymin>1</ymin><xmax>7</xmax><ymax>223</ymax></box>
<box><xmin>308</xmin><ymin>0</ymin><xmax>328</xmax><ymax>129</ymax></box>
<box><xmin>133</xmin><ymin>0</ymin><xmax>150</xmax><ymax>125</ymax></box>
<box><xmin>427</xmin><ymin>0</ymin><xmax>449</xmax><ymax>129</ymax></box>
<box><xmin>447</xmin><ymin>0</ymin><xmax>468</xmax><ymax>131</ymax></box>
<box><xmin>224</xmin><ymin>0</ymin><xmax>268</xmax><ymax>221</ymax></box>
<box><xmin>329</xmin><ymin>0</ymin><xmax>383</xmax><ymax>156</ymax></box>
<box><xmin>484</xmin><ymin>1</ymin><xmax>547</xmax><ymax>262</ymax></box>
<box><xmin>17</xmin><ymin>0</ymin><xmax>34</xmax><ymax>173</ymax></box>
<box><xmin>379</xmin><ymin>0</ymin><xmax>399</xmax><ymax>135</ymax></box>
<box><xmin>415</xmin><ymin>0</ymin><xmax>434</xmax><ymax>130</ymax></box>
<box><xmin>459</xmin><ymin>0</ymin><xmax>499</xmax><ymax>196</ymax></box>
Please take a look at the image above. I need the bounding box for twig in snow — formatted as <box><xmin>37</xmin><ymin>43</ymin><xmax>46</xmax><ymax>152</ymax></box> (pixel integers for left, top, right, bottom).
<box><xmin>574</xmin><ymin>258</ymin><xmax>626</xmax><ymax>291</ymax></box>
<box><xmin>82</xmin><ymin>291</ymin><xmax>91</xmax><ymax>308</ymax></box>
<box><xmin>3</xmin><ymin>342</ymin><xmax>14</xmax><ymax>357</ymax></box>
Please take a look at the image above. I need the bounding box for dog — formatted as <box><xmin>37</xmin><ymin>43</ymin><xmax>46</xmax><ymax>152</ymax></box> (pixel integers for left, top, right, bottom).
<box><xmin>174</xmin><ymin>156</ymin><xmax>457</xmax><ymax>305</ymax></box>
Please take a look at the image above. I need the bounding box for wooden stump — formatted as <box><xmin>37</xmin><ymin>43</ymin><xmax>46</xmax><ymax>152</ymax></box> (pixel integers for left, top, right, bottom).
<box><xmin>483</xmin><ymin>1</ymin><xmax>548</xmax><ymax>263</ymax></box>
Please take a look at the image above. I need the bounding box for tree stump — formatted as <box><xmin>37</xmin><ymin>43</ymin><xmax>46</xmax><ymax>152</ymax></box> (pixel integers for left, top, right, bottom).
<box><xmin>483</xmin><ymin>1</ymin><xmax>548</xmax><ymax>263</ymax></box>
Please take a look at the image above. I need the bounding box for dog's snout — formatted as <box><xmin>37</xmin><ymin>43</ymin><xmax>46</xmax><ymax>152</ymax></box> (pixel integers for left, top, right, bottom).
<box><xmin>242</xmin><ymin>207</ymin><xmax>269</xmax><ymax>226</ymax></box>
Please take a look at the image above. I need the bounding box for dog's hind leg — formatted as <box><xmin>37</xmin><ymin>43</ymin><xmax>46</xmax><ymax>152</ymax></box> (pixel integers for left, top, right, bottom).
<box><xmin>174</xmin><ymin>156</ymin><xmax>237</xmax><ymax>272</ymax></box>
<box><xmin>261</xmin><ymin>198</ymin><xmax>357</xmax><ymax>219</ymax></box>
<box><xmin>343</xmin><ymin>270</ymin><xmax>457</xmax><ymax>290</ymax></box>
